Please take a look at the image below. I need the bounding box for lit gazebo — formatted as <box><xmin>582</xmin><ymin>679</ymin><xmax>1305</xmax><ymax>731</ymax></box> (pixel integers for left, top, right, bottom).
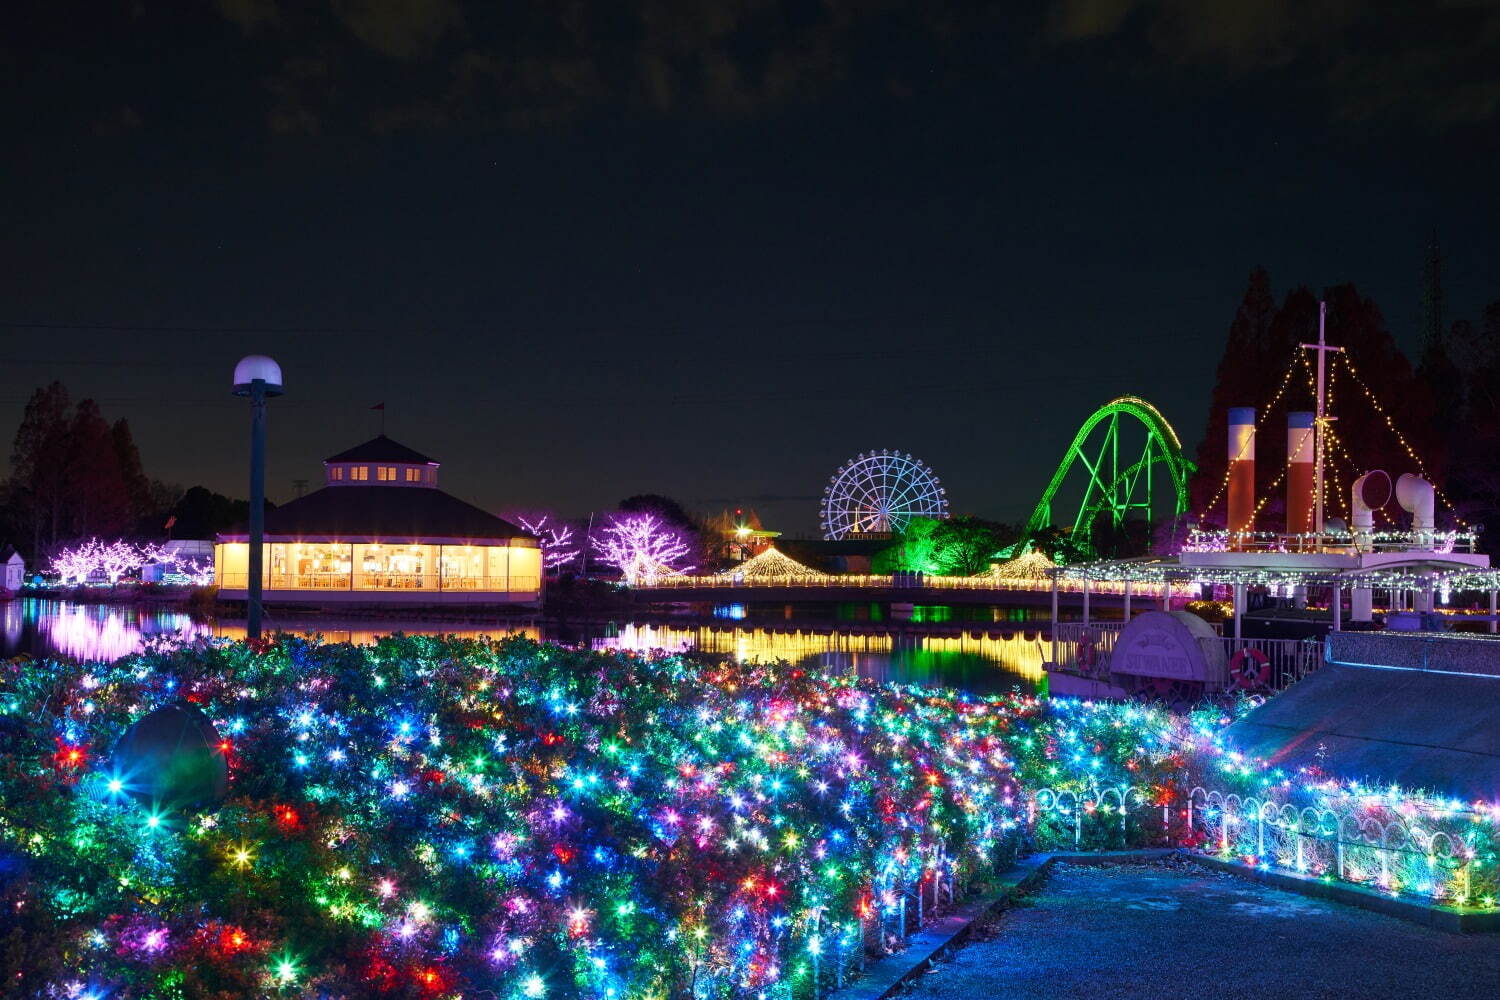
<box><xmin>215</xmin><ymin>435</ymin><xmax>541</xmax><ymax>606</ymax></box>
<box><xmin>719</xmin><ymin>546</ymin><xmax>826</xmax><ymax>583</ymax></box>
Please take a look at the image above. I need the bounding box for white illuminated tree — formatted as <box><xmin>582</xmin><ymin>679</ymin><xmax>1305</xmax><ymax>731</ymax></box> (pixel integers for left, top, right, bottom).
<box><xmin>515</xmin><ymin>515</ymin><xmax>581</xmax><ymax>571</ymax></box>
<box><xmin>590</xmin><ymin>513</ymin><xmax>694</xmax><ymax>585</ymax></box>
<box><xmin>51</xmin><ymin>538</ymin><xmax>104</xmax><ymax>584</ymax></box>
<box><xmin>98</xmin><ymin>540</ymin><xmax>146</xmax><ymax>583</ymax></box>
<box><xmin>51</xmin><ymin>538</ymin><xmax>171</xmax><ymax>585</ymax></box>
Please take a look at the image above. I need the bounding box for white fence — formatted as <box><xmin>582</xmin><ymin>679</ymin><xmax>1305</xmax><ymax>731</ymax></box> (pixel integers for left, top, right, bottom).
<box><xmin>1186</xmin><ymin>787</ymin><xmax>1479</xmax><ymax>904</ymax></box>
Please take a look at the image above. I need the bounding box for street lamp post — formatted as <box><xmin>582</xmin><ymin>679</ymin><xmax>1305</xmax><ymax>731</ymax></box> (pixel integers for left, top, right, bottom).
<box><xmin>232</xmin><ymin>355</ymin><xmax>283</xmax><ymax>640</ymax></box>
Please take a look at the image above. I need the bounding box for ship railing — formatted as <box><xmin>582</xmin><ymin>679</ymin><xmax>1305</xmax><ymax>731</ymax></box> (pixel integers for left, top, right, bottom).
<box><xmin>1050</xmin><ymin>622</ymin><xmax>1320</xmax><ymax>692</ymax></box>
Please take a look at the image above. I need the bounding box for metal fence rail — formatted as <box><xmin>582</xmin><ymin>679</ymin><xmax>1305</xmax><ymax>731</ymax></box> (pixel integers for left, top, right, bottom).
<box><xmin>1186</xmin><ymin>787</ymin><xmax>1479</xmax><ymax>904</ymax></box>
<box><xmin>1049</xmin><ymin>623</ymin><xmax>1321</xmax><ymax>693</ymax></box>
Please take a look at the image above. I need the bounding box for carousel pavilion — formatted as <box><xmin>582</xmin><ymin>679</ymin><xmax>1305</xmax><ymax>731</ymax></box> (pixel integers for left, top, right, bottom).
<box><xmin>215</xmin><ymin>436</ymin><xmax>541</xmax><ymax>606</ymax></box>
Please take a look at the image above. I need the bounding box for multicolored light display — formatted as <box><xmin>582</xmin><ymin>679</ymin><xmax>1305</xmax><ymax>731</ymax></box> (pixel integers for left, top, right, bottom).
<box><xmin>0</xmin><ymin>636</ymin><xmax>1115</xmax><ymax>998</ymax></box>
<box><xmin>2</xmin><ymin>637</ymin><xmax>1493</xmax><ymax>998</ymax></box>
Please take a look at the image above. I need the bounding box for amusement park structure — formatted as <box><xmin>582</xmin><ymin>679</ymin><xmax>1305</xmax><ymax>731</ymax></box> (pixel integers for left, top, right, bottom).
<box><xmin>820</xmin><ymin>451</ymin><xmax>948</xmax><ymax>540</ymax></box>
<box><xmin>1022</xmin><ymin>395</ymin><xmax>1194</xmax><ymax>550</ymax></box>
<box><xmin>1044</xmin><ymin>310</ymin><xmax>1500</xmax><ymax>705</ymax></box>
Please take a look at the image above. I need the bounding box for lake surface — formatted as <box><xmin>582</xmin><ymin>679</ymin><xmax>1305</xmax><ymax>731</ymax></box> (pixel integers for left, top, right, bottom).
<box><xmin>1</xmin><ymin>599</ymin><xmax>1045</xmax><ymax>694</ymax></box>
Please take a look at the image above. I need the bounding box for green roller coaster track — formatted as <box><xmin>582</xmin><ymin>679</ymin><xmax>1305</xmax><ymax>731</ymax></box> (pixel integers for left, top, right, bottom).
<box><xmin>1023</xmin><ymin>396</ymin><xmax>1194</xmax><ymax>550</ymax></box>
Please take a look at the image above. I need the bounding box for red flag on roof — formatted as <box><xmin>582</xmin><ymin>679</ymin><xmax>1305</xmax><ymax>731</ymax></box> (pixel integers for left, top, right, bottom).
<box><xmin>371</xmin><ymin>402</ymin><xmax>385</xmax><ymax>410</ymax></box>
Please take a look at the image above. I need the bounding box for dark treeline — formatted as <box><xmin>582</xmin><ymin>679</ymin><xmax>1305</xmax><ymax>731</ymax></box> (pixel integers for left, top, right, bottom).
<box><xmin>1</xmin><ymin>381</ymin><xmax>259</xmax><ymax>562</ymax></box>
<box><xmin>1191</xmin><ymin>262</ymin><xmax>1500</xmax><ymax>548</ymax></box>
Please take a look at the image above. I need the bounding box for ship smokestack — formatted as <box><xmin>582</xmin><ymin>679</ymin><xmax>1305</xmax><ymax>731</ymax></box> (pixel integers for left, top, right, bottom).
<box><xmin>1396</xmin><ymin>473</ymin><xmax>1436</xmax><ymax>534</ymax></box>
<box><xmin>1352</xmin><ymin>470</ymin><xmax>1392</xmax><ymax>549</ymax></box>
<box><xmin>1227</xmin><ymin>407</ymin><xmax>1256</xmax><ymax>536</ymax></box>
<box><xmin>1286</xmin><ymin>411</ymin><xmax>1315</xmax><ymax>535</ymax></box>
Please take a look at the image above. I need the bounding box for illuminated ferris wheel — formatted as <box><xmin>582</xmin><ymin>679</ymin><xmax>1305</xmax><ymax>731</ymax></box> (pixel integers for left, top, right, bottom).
<box><xmin>820</xmin><ymin>450</ymin><xmax>949</xmax><ymax>540</ymax></box>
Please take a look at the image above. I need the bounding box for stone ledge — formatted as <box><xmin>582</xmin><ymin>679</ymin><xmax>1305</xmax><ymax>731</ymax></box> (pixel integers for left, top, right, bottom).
<box><xmin>830</xmin><ymin>849</ymin><xmax>1177</xmax><ymax>1000</ymax></box>
<box><xmin>1184</xmin><ymin>852</ymin><xmax>1500</xmax><ymax>934</ymax></box>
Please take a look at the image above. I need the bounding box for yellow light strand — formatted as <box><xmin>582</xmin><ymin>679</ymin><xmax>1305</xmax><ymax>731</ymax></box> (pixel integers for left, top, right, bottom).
<box><xmin>1197</xmin><ymin>352</ymin><xmax>1304</xmax><ymax>520</ymax></box>
<box><xmin>1337</xmin><ymin>352</ymin><xmax>1469</xmax><ymax>527</ymax></box>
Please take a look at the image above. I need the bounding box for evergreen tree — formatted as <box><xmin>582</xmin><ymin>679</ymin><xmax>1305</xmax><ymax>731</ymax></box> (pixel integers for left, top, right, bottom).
<box><xmin>111</xmin><ymin>418</ymin><xmax>153</xmax><ymax>522</ymax></box>
<box><xmin>1416</xmin><ymin>233</ymin><xmax>1464</xmax><ymax>447</ymax></box>
<box><xmin>1449</xmin><ymin>302</ymin><xmax>1500</xmax><ymax>544</ymax></box>
<box><xmin>1189</xmin><ymin>267</ymin><xmax>1282</xmax><ymax>525</ymax></box>
<box><xmin>1322</xmin><ymin>282</ymin><xmax>1444</xmax><ymax>510</ymax></box>
<box><xmin>7</xmin><ymin>381</ymin><xmax>72</xmax><ymax>554</ymax></box>
<box><xmin>64</xmin><ymin>400</ymin><xmax>131</xmax><ymax>538</ymax></box>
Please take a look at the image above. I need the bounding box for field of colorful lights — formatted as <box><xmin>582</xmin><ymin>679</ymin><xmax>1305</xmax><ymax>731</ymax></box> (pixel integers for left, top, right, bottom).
<box><xmin>0</xmin><ymin>636</ymin><xmax>1495</xmax><ymax>999</ymax></box>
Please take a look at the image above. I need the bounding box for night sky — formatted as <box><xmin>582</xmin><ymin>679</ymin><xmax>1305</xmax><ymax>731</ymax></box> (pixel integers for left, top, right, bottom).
<box><xmin>4</xmin><ymin>2</ymin><xmax>1497</xmax><ymax>535</ymax></box>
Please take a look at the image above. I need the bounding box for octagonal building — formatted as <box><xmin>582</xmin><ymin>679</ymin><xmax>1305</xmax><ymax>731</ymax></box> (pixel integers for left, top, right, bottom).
<box><xmin>215</xmin><ymin>436</ymin><xmax>541</xmax><ymax>607</ymax></box>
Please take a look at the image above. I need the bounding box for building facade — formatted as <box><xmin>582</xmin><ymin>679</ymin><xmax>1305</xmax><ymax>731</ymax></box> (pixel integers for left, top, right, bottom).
<box><xmin>215</xmin><ymin>436</ymin><xmax>541</xmax><ymax>606</ymax></box>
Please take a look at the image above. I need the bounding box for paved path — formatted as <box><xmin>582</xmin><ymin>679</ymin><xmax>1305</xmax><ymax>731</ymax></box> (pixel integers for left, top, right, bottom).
<box><xmin>910</xmin><ymin>859</ymin><xmax>1500</xmax><ymax>1000</ymax></box>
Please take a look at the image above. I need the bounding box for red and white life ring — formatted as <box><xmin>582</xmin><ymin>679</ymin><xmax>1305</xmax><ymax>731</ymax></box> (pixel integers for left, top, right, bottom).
<box><xmin>1229</xmin><ymin>647</ymin><xmax>1271</xmax><ymax>690</ymax></box>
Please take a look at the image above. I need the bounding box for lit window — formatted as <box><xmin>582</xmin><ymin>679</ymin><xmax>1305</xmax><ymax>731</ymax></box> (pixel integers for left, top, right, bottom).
<box><xmin>405</xmin><ymin>468</ymin><xmax>421</xmax><ymax>482</ymax></box>
<box><xmin>378</xmin><ymin>466</ymin><xmax>396</xmax><ymax>481</ymax></box>
<box><xmin>352</xmin><ymin>466</ymin><xmax>369</xmax><ymax>481</ymax></box>
<box><xmin>330</xmin><ymin>467</ymin><xmax>344</xmax><ymax>481</ymax></box>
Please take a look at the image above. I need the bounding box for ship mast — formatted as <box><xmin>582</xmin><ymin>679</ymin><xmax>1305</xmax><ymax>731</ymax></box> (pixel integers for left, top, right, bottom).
<box><xmin>1299</xmin><ymin>301</ymin><xmax>1343</xmax><ymax>535</ymax></box>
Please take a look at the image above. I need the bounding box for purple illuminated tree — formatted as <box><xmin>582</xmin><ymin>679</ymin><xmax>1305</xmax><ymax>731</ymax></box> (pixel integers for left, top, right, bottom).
<box><xmin>51</xmin><ymin>538</ymin><xmax>103</xmax><ymax>585</ymax></box>
<box><xmin>50</xmin><ymin>538</ymin><xmax>170</xmax><ymax>585</ymax></box>
<box><xmin>515</xmin><ymin>515</ymin><xmax>581</xmax><ymax>571</ymax></box>
<box><xmin>590</xmin><ymin>513</ymin><xmax>694</xmax><ymax>585</ymax></box>
<box><xmin>97</xmin><ymin>541</ymin><xmax>140</xmax><ymax>584</ymax></box>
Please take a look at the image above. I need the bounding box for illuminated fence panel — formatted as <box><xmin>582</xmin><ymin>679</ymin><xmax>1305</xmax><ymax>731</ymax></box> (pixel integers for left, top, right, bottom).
<box><xmin>1186</xmin><ymin>787</ymin><xmax>1485</xmax><ymax>906</ymax></box>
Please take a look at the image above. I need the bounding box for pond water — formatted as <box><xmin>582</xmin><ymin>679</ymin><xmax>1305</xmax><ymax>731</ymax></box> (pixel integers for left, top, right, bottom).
<box><xmin>0</xmin><ymin>599</ymin><xmax>1046</xmax><ymax>695</ymax></box>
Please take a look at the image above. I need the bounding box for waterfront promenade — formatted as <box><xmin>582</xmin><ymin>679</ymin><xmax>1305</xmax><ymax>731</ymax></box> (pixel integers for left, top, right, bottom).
<box><xmin>913</xmin><ymin>860</ymin><xmax>1500</xmax><ymax>1000</ymax></box>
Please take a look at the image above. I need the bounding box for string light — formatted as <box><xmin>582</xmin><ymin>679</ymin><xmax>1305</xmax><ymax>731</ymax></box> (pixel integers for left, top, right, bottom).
<box><xmin>1198</xmin><ymin>353</ymin><xmax>1303</xmax><ymax>521</ymax></box>
<box><xmin>2</xmin><ymin>633</ymin><xmax>1494</xmax><ymax>1000</ymax></box>
<box><xmin>1338</xmin><ymin>353</ymin><xmax>1469</xmax><ymax>527</ymax></box>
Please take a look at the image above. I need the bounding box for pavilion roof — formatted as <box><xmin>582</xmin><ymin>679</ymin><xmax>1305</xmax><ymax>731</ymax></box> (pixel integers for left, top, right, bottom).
<box><xmin>220</xmin><ymin>486</ymin><xmax>533</xmax><ymax>544</ymax></box>
<box><xmin>324</xmin><ymin>435</ymin><xmax>438</xmax><ymax>465</ymax></box>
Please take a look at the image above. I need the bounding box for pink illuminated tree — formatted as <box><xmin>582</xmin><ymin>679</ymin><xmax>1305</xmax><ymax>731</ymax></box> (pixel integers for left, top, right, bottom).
<box><xmin>98</xmin><ymin>540</ymin><xmax>145</xmax><ymax>583</ymax></box>
<box><xmin>50</xmin><ymin>538</ymin><xmax>166</xmax><ymax>585</ymax></box>
<box><xmin>590</xmin><ymin>513</ymin><xmax>694</xmax><ymax>585</ymax></box>
<box><xmin>51</xmin><ymin>538</ymin><xmax>104</xmax><ymax>584</ymax></box>
<box><xmin>515</xmin><ymin>515</ymin><xmax>580</xmax><ymax>571</ymax></box>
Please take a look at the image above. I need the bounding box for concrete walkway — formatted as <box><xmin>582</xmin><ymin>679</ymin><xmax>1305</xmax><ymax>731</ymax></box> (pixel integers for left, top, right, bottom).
<box><xmin>910</xmin><ymin>859</ymin><xmax>1500</xmax><ymax>1000</ymax></box>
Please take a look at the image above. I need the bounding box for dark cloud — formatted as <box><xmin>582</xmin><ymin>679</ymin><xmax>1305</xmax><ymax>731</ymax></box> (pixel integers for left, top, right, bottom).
<box><xmin>90</xmin><ymin>104</ymin><xmax>142</xmax><ymax>136</ymax></box>
<box><xmin>330</xmin><ymin>0</ymin><xmax>461</xmax><ymax>61</ymax></box>
<box><xmin>196</xmin><ymin>0</ymin><xmax>988</xmax><ymax>134</ymax></box>
<box><xmin>1044</xmin><ymin>0</ymin><xmax>1500</xmax><ymax>128</ymax></box>
<box><xmin>215</xmin><ymin>0</ymin><xmax>281</xmax><ymax>33</ymax></box>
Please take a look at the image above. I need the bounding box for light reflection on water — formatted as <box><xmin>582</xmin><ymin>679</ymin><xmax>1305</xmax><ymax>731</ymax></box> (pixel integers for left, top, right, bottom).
<box><xmin>591</xmin><ymin>623</ymin><xmax>1042</xmax><ymax>694</ymax></box>
<box><xmin>3</xmin><ymin>599</ymin><xmax>1044</xmax><ymax>693</ymax></box>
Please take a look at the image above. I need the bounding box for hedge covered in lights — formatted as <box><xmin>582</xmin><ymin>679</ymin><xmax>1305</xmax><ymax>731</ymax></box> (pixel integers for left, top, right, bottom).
<box><xmin>0</xmin><ymin>636</ymin><xmax>1186</xmax><ymax>999</ymax></box>
<box><xmin>7</xmin><ymin>636</ymin><xmax>1491</xmax><ymax>999</ymax></box>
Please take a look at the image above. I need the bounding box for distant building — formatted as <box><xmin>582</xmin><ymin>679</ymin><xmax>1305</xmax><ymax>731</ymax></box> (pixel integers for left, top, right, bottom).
<box><xmin>705</xmin><ymin>508</ymin><xmax>781</xmax><ymax>562</ymax></box>
<box><xmin>215</xmin><ymin>435</ymin><xmax>540</xmax><ymax>606</ymax></box>
<box><xmin>1</xmin><ymin>545</ymin><xmax>23</xmax><ymax>593</ymax></box>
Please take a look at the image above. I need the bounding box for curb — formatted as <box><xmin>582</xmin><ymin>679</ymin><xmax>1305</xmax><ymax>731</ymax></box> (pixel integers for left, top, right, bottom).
<box><xmin>1183</xmin><ymin>852</ymin><xmax>1500</xmax><ymax>934</ymax></box>
<box><xmin>829</xmin><ymin>849</ymin><xmax>1176</xmax><ymax>1000</ymax></box>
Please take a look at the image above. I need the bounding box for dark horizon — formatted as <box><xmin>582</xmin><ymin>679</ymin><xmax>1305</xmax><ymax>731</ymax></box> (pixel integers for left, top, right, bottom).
<box><xmin>4</xmin><ymin>2</ymin><xmax>1497</xmax><ymax>534</ymax></box>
